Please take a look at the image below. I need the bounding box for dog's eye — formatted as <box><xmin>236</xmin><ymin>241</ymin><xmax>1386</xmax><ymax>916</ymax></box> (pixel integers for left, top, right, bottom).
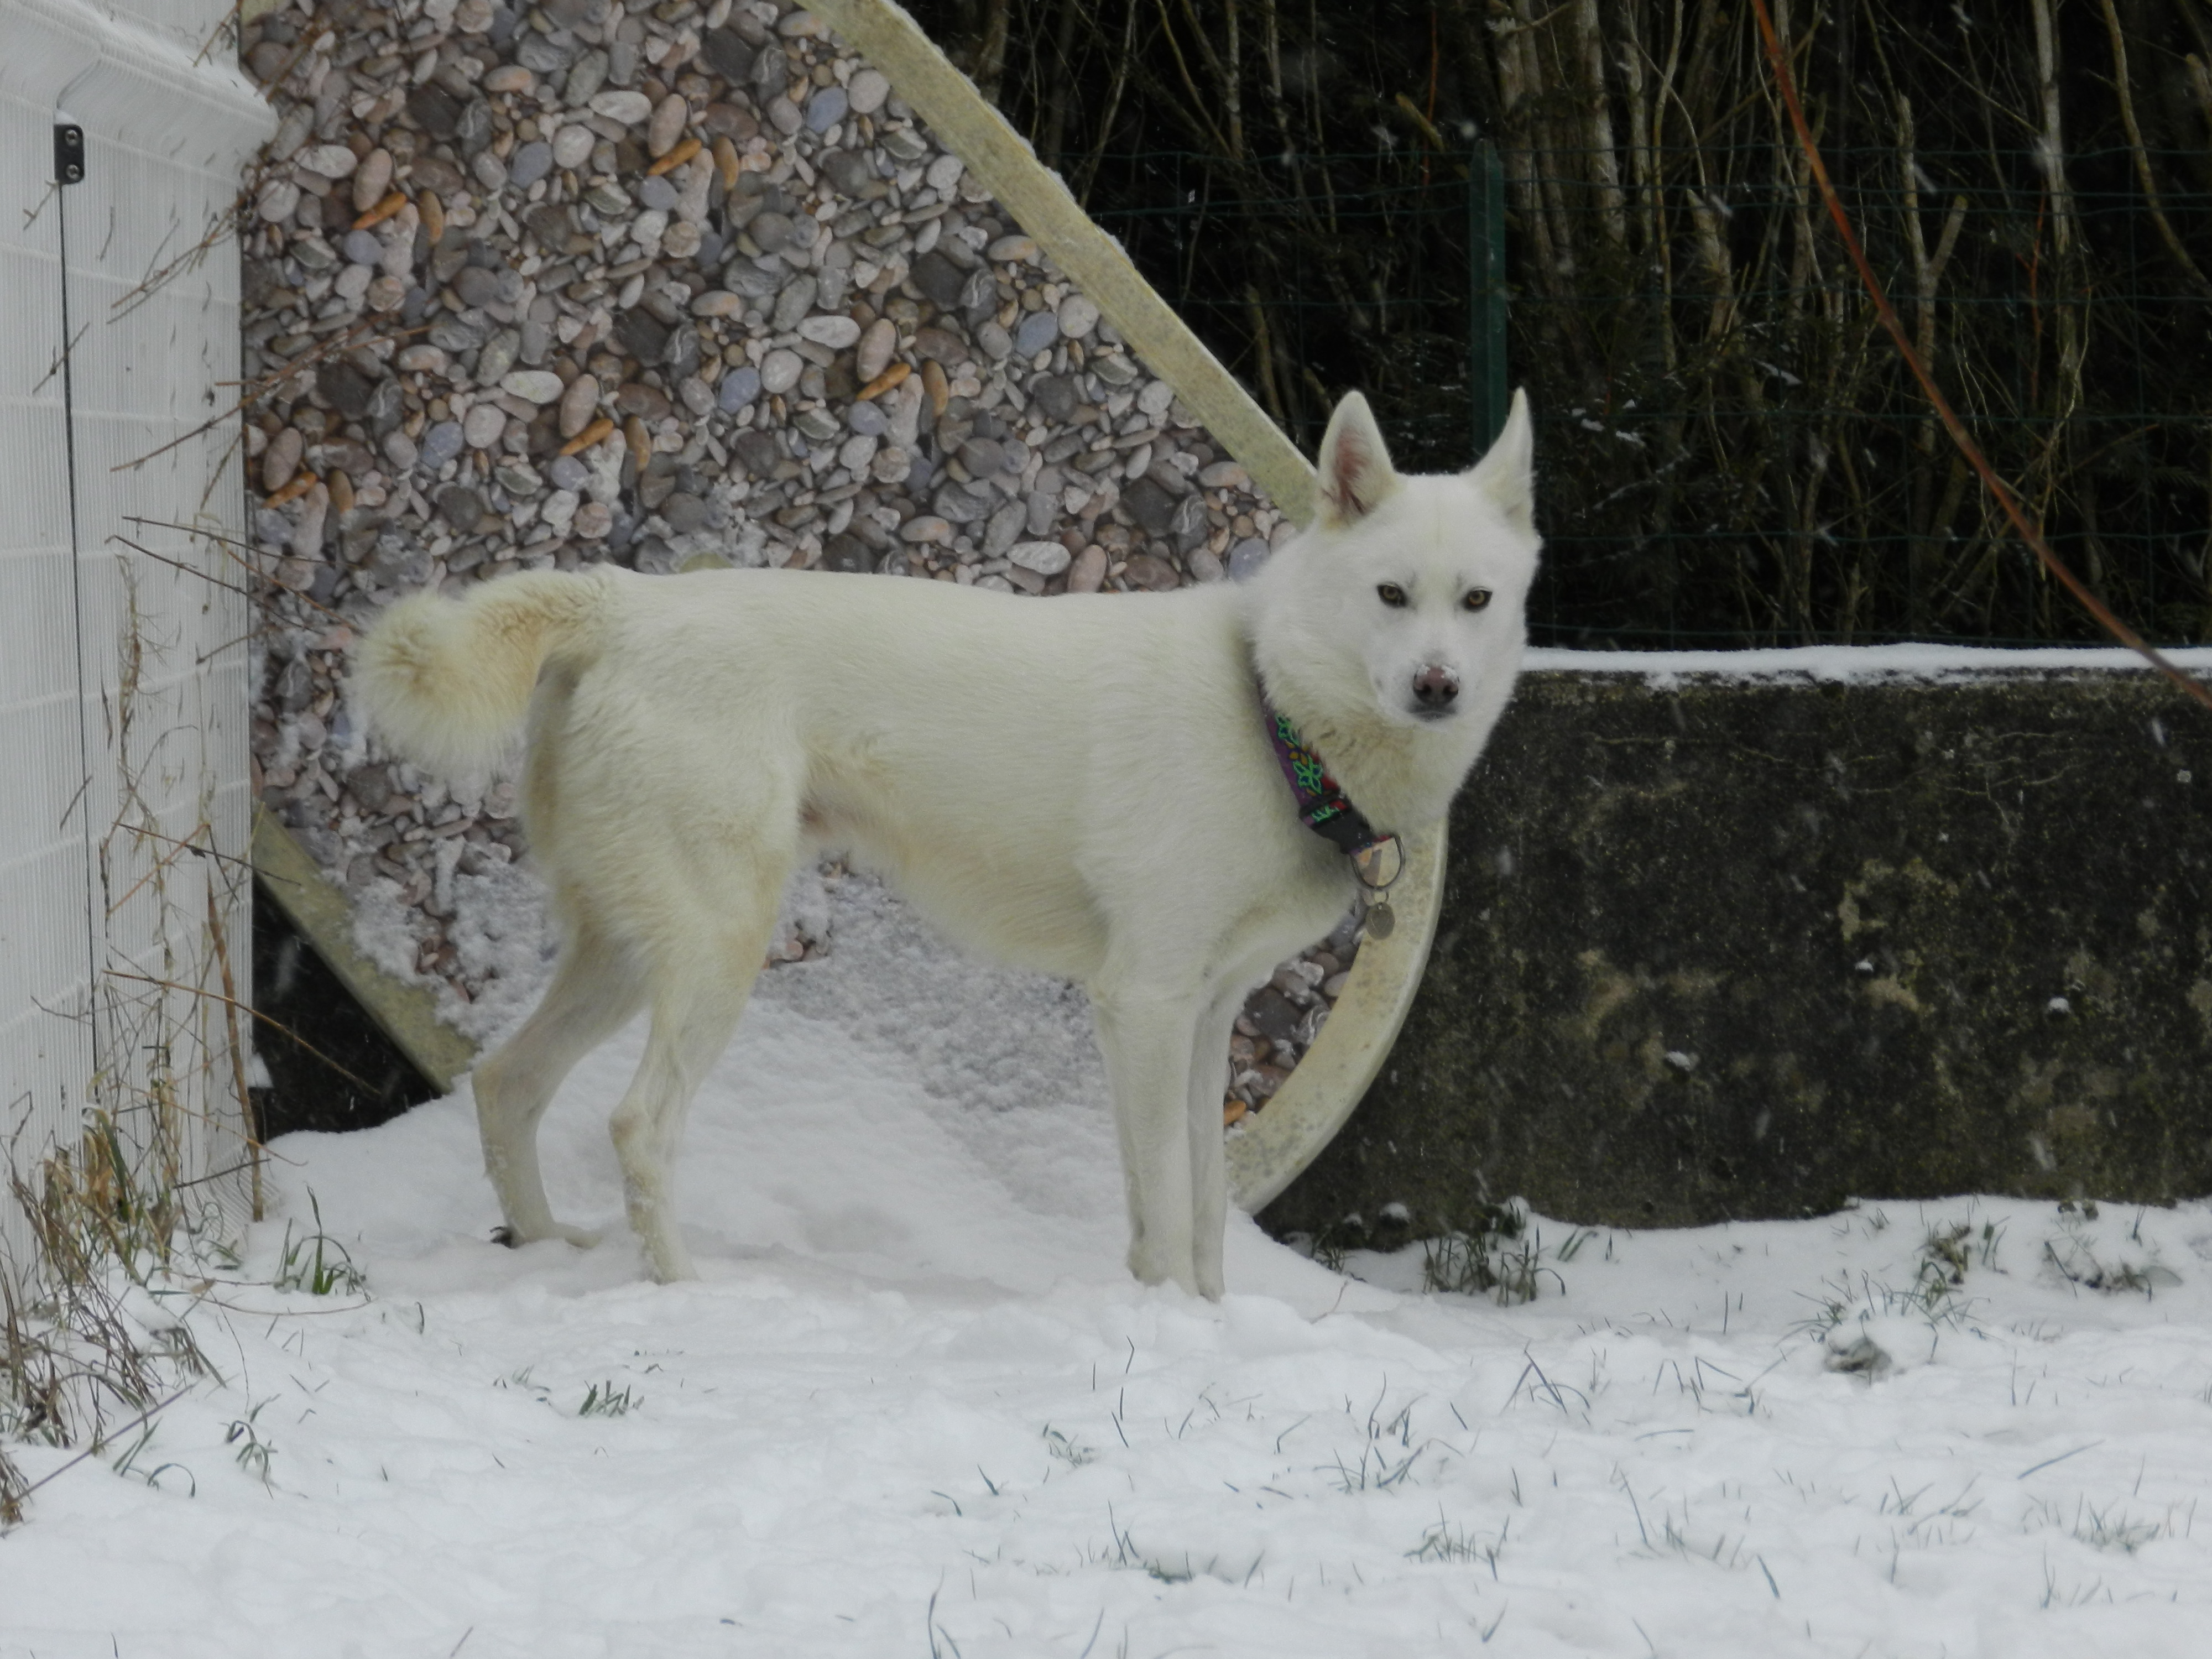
<box><xmin>1377</xmin><ymin>583</ymin><xmax>1409</xmax><ymax>608</ymax></box>
<box><xmin>1462</xmin><ymin>588</ymin><xmax>1493</xmax><ymax>613</ymax></box>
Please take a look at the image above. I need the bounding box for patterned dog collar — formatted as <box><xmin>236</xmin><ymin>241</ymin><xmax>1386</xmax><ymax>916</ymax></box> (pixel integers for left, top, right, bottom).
<box><xmin>1263</xmin><ymin>703</ymin><xmax>1405</xmax><ymax>935</ymax></box>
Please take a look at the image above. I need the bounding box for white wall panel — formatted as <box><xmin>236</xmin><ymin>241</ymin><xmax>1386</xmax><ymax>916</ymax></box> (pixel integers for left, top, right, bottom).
<box><xmin>1</xmin><ymin>0</ymin><xmax>270</xmax><ymax>1276</ymax></box>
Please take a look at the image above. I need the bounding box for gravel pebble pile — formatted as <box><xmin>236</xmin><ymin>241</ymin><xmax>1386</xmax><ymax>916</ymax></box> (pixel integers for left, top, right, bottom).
<box><xmin>243</xmin><ymin>0</ymin><xmax>1350</xmax><ymax>1118</ymax></box>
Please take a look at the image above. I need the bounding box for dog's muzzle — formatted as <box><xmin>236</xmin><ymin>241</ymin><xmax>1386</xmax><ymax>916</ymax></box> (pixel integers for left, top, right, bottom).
<box><xmin>1410</xmin><ymin>664</ymin><xmax>1460</xmax><ymax>718</ymax></box>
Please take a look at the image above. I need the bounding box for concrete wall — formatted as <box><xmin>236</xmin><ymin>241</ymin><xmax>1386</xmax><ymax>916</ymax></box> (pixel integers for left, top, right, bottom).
<box><xmin>1262</xmin><ymin>653</ymin><xmax>2212</xmax><ymax>1244</ymax></box>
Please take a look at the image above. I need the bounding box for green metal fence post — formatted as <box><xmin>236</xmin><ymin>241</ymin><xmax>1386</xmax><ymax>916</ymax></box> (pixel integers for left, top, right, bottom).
<box><xmin>1469</xmin><ymin>141</ymin><xmax>1507</xmax><ymax>452</ymax></box>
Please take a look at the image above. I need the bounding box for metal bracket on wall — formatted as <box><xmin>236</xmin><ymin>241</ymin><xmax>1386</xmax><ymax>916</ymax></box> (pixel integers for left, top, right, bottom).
<box><xmin>53</xmin><ymin>123</ymin><xmax>85</xmax><ymax>185</ymax></box>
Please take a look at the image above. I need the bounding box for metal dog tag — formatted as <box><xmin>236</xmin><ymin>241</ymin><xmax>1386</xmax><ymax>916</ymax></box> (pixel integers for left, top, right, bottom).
<box><xmin>1350</xmin><ymin>838</ymin><xmax>1404</xmax><ymax>890</ymax></box>
<box><xmin>1352</xmin><ymin>836</ymin><xmax>1401</xmax><ymax>938</ymax></box>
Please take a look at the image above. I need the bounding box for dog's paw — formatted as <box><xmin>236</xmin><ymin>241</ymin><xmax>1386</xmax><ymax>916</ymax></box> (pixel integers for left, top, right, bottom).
<box><xmin>490</xmin><ymin>1223</ymin><xmax>602</xmax><ymax>1249</ymax></box>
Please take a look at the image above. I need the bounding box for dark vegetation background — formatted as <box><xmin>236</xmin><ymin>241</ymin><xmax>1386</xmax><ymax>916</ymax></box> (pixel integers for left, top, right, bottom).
<box><xmin>904</xmin><ymin>0</ymin><xmax>2212</xmax><ymax>649</ymax></box>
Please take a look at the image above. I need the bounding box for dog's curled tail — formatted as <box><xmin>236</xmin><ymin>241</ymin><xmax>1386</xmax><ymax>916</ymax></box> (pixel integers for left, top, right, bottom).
<box><xmin>354</xmin><ymin>568</ymin><xmax>614</xmax><ymax>779</ymax></box>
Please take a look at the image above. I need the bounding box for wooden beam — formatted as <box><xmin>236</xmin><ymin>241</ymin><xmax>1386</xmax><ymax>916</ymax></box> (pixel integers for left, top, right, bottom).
<box><xmin>251</xmin><ymin>806</ymin><xmax>477</xmax><ymax>1093</ymax></box>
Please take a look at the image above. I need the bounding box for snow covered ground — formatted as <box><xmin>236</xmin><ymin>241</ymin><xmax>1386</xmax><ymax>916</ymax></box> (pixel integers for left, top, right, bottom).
<box><xmin>7</xmin><ymin>889</ymin><xmax>2212</xmax><ymax>1657</ymax></box>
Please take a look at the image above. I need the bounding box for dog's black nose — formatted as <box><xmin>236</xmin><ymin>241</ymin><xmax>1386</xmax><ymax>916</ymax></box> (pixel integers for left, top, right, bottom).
<box><xmin>1412</xmin><ymin>665</ymin><xmax>1459</xmax><ymax>709</ymax></box>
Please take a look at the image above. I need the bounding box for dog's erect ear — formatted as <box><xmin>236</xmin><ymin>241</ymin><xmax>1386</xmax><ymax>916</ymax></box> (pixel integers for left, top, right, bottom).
<box><xmin>1466</xmin><ymin>387</ymin><xmax>1536</xmax><ymax>536</ymax></box>
<box><xmin>1315</xmin><ymin>392</ymin><xmax>1400</xmax><ymax>528</ymax></box>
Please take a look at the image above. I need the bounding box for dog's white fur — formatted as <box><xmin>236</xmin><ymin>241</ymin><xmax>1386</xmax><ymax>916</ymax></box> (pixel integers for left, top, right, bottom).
<box><xmin>354</xmin><ymin>391</ymin><xmax>1540</xmax><ymax>1296</ymax></box>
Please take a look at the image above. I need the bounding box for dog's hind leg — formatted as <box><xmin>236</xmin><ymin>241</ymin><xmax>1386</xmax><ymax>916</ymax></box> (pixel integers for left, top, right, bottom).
<box><xmin>608</xmin><ymin>832</ymin><xmax>790</xmax><ymax>1282</ymax></box>
<box><xmin>472</xmin><ymin>910</ymin><xmax>644</xmax><ymax>1248</ymax></box>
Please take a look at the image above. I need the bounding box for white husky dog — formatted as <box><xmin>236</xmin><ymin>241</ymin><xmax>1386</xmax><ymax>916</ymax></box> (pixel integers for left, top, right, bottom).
<box><xmin>355</xmin><ymin>390</ymin><xmax>1538</xmax><ymax>1297</ymax></box>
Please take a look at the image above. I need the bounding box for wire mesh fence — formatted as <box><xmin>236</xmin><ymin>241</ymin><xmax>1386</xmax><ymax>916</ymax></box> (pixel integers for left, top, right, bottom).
<box><xmin>1086</xmin><ymin>137</ymin><xmax>2212</xmax><ymax>650</ymax></box>
<box><xmin>1087</xmin><ymin>145</ymin><xmax>1501</xmax><ymax>473</ymax></box>
<box><xmin>1506</xmin><ymin>140</ymin><xmax>2212</xmax><ymax>650</ymax></box>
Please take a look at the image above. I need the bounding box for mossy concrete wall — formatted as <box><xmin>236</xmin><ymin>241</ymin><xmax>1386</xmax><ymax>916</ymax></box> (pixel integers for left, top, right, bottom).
<box><xmin>1262</xmin><ymin>664</ymin><xmax>2212</xmax><ymax>1241</ymax></box>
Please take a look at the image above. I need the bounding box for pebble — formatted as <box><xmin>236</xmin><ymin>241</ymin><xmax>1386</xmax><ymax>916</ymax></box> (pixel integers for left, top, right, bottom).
<box><xmin>474</xmin><ymin>328</ymin><xmax>520</xmax><ymax>385</ymax></box>
<box><xmin>591</xmin><ymin>90</ymin><xmax>653</xmax><ymax>125</ymax></box>
<box><xmin>648</xmin><ymin>93</ymin><xmax>688</xmax><ymax>156</ymax></box>
<box><xmin>848</xmin><ymin>68</ymin><xmax>890</xmax><ymax>114</ymax></box>
<box><xmin>462</xmin><ymin>404</ymin><xmax>507</xmax><ymax>449</ymax></box>
<box><xmin>1057</xmin><ymin>294</ymin><xmax>1100</xmax><ymax>338</ymax></box>
<box><xmin>805</xmin><ymin>86</ymin><xmax>847</xmax><ymax>133</ymax></box>
<box><xmin>988</xmin><ymin>234</ymin><xmax>1039</xmax><ymax>264</ymax></box>
<box><xmin>558</xmin><ymin>373</ymin><xmax>600</xmax><ymax>437</ymax></box>
<box><xmin>551</xmin><ymin>123</ymin><xmax>596</xmax><ymax>169</ymax></box>
<box><xmin>797</xmin><ymin>314</ymin><xmax>862</xmax><ymax>348</ymax></box>
<box><xmin>750</xmin><ymin>211</ymin><xmax>796</xmax><ymax>252</ymax></box>
<box><xmin>501</xmin><ymin>369</ymin><xmax>564</xmax><ymax>405</ymax></box>
<box><xmin>1126</xmin><ymin>552</ymin><xmax>1183</xmax><ymax>592</ymax></box>
<box><xmin>759</xmin><ymin>348</ymin><xmax>804</xmax><ymax>394</ymax></box>
<box><xmin>255</xmin><ymin>178</ymin><xmax>299</xmax><ymax>222</ymax></box>
<box><xmin>615</xmin><ymin>383</ymin><xmax>674</xmax><ymax>422</ymax></box>
<box><xmin>261</xmin><ymin>427</ymin><xmax>302</xmax><ymax>493</ymax></box>
<box><xmin>352</xmin><ymin>148</ymin><xmax>393</xmax><ymax>213</ymax></box>
<box><xmin>299</xmin><ymin>144</ymin><xmax>357</xmax><ymax>179</ymax></box>
<box><xmin>914</xmin><ymin>324</ymin><xmax>969</xmax><ymax>364</ymax></box>
<box><xmin>420</xmin><ymin>421</ymin><xmax>465</xmax><ymax>469</ymax></box>
<box><xmin>1228</xmin><ymin>537</ymin><xmax>1272</xmax><ymax>580</ymax></box>
<box><xmin>1013</xmin><ymin>310</ymin><xmax>1060</xmax><ymax>358</ymax></box>
<box><xmin>436</xmin><ymin>484</ymin><xmax>484</xmax><ymax>529</ymax></box>
<box><xmin>855</xmin><ymin>317</ymin><xmax>898</xmax><ymax>382</ymax></box>
<box><xmin>565</xmin><ymin>50</ymin><xmax>608</xmax><ymax>106</ymax></box>
<box><xmin>508</xmin><ymin>141</ymin><xmax>554</xmax><ymax>190</ymax></box>
<box><xmin>1009</xmin><ymin>540</ymin><xmax>1072</xmax><ymax>576</ymax></box>
<box><xmin>1067</xmin><ymin>545</ymin><xmax>1108</xmax><ymax>592</ymax></box>
<box><xmin>717</xmin><ymin>365</ymin><xmax>761</xmax><ymax>411</ymax></box>
<box><xmin>452</xmin><ymin>266</ymin><xmax>502</xmax><ymax>309</ymax></box>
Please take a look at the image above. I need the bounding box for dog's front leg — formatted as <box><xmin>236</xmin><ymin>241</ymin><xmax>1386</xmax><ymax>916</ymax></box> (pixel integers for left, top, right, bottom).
<box><xmin>1093</xmin><ymin>988</ymin><xmax>1216</xmax><ymax>1297</ymax></box>
<box><xmin>1181</xmin><ymin>985</ymin><xmax>1249</xmax><ymax>1300</ymax></box>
